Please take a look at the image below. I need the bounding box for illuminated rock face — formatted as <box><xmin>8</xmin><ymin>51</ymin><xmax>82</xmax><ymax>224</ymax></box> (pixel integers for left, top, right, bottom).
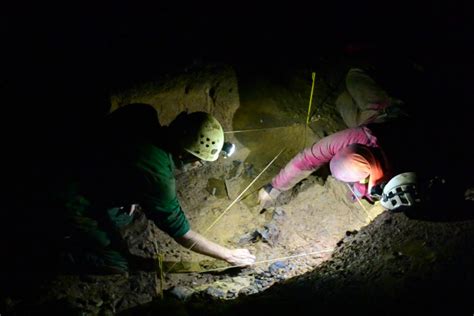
<box><xmin>109</xmin><ymin>64</ymin><xmax>240</xmax><ymax>132</ymax></box>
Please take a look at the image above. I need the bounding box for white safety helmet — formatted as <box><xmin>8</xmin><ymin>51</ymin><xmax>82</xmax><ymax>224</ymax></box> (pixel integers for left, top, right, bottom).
<box><xmin>381</xmin><ymin>172</ymin><xmax>421</xmax><ymax>211</ymax></box>
<box><xmin>178</xmin><ymin>112</ymin><xmax>224</xmax><ymax>162</ymax></box>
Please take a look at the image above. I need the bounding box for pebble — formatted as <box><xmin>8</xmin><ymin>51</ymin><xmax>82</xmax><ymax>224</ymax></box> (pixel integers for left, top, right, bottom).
<box><xmin>205</xmin><ymin>287</ymin><xmax>226</xmax><ymax>299</ymax></box>
<box><xmin>168</xmin><ymin>286</ymin><xmax>195</xmax><ymax>301</ymax></box>
<box><xmin>345</xmin><ymin>230</ymin><xmax>358</xmax><ymax>236</ymax></box>
<box><xmin>272</xmin><ymin>208</ymin><xmax>287</xmax><ymax>222</ymax></box>
<box><xmin>269</xmin><ymin>261</ymin><xmax>287</xmax><ymax>274</ymax></box>
<box><xmin>239</xmin><ymin>286</ymin><xmax>258</xmax><ymax>296</ymax></box>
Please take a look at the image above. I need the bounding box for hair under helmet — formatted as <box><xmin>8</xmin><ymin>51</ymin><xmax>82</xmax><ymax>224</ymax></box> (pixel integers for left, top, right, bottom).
<box><xmin>329</xmin><ymin>144</ymin><xmax>385</xmax><ymax>192</ymax></box>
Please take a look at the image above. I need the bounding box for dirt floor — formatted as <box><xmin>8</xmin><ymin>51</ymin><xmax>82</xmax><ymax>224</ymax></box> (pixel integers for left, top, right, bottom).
<box><xmin>2</xmin><ymin>57</ymin><xmax>473</xmax><ymax>315</ymax></box>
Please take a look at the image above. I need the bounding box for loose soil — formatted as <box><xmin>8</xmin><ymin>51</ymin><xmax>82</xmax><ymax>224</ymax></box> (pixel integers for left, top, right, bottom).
<box><xmin>2</xmin><ymin>59</ymin><xmax>473</xmax><ymax>316</ymax></box>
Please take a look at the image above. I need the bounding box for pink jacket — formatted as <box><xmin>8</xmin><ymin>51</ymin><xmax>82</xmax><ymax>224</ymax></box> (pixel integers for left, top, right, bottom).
<box><xmin>271</xmin><ymin>127</ymin><xmax>385</xmax><ymax>193</ymax></box>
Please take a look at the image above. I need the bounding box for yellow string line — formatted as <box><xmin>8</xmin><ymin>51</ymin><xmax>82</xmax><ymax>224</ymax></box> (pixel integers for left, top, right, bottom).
<box><xmin>203</xmin><ymin>147</ymin><xmax>286</xmax><ymax>234</ymax></box>
<box><xmin>346</xmin><ymin>183</ymin><xmax>372</xmax><ymax>222</ymax></box>
<box><xmin>303</xmin><ymin>72</ymin><xmax>316</xmax><ymax>149</ymax></box>
<box><xmin>306</xmin><ymin>72</ymin><xmax>317</xmax><ymax>126</ymax></box>
<box><xmin>165</xmin><ymin>148</ymin><xmax>286</xmax><ymax>274</ymax></box>
<box><xmin>158</xmin><ymin>253</ymin><xmax>164</xmax><ymax>299</ymax></box>
<box><xmin>197</xmin><ymin>248</ymin><xmax>335</xmax><ymax>273</ymax></box>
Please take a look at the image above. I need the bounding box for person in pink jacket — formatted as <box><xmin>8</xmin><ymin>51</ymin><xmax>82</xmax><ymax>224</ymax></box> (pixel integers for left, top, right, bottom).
<box><xmin>258</xmin><ymin>126</ymin><xmax>392</xmax><ymax>208</ymax></box>
<box><xmin>259</xmin><ymin>68</ymin><xmax>399</xmax><ymax>208</ymax></box>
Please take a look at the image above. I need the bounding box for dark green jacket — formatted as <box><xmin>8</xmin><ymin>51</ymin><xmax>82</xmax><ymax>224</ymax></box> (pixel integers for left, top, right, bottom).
<box><xmin>121</xmin><ymin>141</ymin><xmax>190</xmax><ymax>238</ymax></box>
<box><xmin>81</xmin><ymin>105</ymin><xmax>190</xmax><ymax>238</ymax></box>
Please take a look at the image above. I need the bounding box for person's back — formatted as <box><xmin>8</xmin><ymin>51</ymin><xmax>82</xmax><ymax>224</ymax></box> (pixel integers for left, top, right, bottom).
<box><xmin>79</xmin><ymin>104</ymin><xmax>164</xmax><ymax>205</ymax></box>
<box><xmin>63</xmin><ymin>104</ymin><xmax>186</xmax><ymax>273</ymax></box>
<box><xmin>64</xmin><ymin>104</ymin><xmax>257</xmax><ymax>273</ymax></box>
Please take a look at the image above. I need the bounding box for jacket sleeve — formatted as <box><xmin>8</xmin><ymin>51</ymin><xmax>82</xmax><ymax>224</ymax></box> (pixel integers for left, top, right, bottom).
<box><xmin>136</xmin><ymin>147</ymin><xmax>190</xmax><ymax>238</ymax></box>
<box><xmin>271</xmin><ymin>127</ymin><xmax>379</xmax><ymax>191</ymax></box>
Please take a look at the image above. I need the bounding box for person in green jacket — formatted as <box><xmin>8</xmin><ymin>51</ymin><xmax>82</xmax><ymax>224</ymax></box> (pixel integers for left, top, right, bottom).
<box><xmin>64</xmin><ymin>104</ymin><xmax>255</xmax><ymax>274</ymax></box>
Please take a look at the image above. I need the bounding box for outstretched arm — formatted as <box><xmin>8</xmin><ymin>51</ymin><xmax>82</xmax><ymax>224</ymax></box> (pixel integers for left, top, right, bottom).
<box><xmin>272</xmin><ymin>127</ymin><xmax>379</xmax><ymax>191</ymax></box>
<box><xmin>258</xmin><ymin>127</ymin><xmax>379</xmax><ymax>209</ymax></box>
<box><xmin>174</xmin><ymin>229</ymin><xmax>256</xmax><ymax>266</ymax></box>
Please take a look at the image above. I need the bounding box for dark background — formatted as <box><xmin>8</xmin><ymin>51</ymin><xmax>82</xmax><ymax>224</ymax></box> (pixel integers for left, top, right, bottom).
<box><xmin>2</xmin><ymin>3</ymin><xmax>473</xmax><ymax>123</ymax></box>
<box><xmin>3</xmin><ymin>1</ymin><xmax>473</xmax><ymax>198</ymax></box>
<box><xmin>1</xmin><ymin>1</ymin><xmax>473</xmax><ymax>293</ymax></box>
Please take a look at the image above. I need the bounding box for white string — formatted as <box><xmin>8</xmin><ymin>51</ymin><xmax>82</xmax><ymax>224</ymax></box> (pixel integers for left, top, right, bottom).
<box><xmin>190</xmin><ymin>248</ymin><xmax>335</xmax><ymax>274</ymax></box>
<box><xmin>203</xmin><ymin>148</ymin><xmax>286</xmax><ymax>234</ymax></box>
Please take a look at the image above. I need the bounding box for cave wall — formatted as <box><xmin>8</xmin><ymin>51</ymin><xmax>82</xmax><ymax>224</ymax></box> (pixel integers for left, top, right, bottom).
<box><xmin>110</xmin><ymin>64</ymin><xmax>240</xmax><ymax>131</ymax></box>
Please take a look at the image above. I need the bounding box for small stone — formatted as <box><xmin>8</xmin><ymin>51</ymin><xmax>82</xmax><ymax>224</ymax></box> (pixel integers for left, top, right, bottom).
<box><xmin>345</xmin><ymin>230</ymin><xmax>358</xmax><ymax>236</ymax></box>
<box><xmin>244</xmin><ymin>163</ymin><xmax>256</xmax><ymax>177</ymax></box>
<box><xmin>168</xmin><ymin>286</ymin><xmax>195</xmax><ymax>301</ymax></box>
<box><xmin>269</xmin><ymin>261</ymin><xmax>287</xmax><ymax>274</ymax></box>
<box><xmin>272</xmin><ymin>208</ymin><xmax>286</xmax><ymax>222</ymax></box>
<box><xmin>238</xmin><ymin>231</ymin><xmax>260</xmax><ymax>245</ymax></box>
<box><xmin>205</xmin><ymin>287</ymin><xmax>226</xmax><ymax>299</ymax></box>
<box><xmin>257</xmin><ymin>223</ymin><xmax>280</xmax><ymax>246</ymax></box>
<box><xmin>239</xmin><ymin>286</ymin><xmax>258</xmax><ymax>296</ymax></box>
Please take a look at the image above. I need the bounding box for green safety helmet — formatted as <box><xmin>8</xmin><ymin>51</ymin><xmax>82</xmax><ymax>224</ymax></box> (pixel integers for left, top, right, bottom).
<box><xmin>177</xmin><ymin>112</ymin><xmax>224</xmax><ymax>162</ymax></box>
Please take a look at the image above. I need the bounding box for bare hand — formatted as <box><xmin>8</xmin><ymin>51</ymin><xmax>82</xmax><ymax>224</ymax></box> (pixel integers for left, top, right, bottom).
<box><xmin>258</xmin><ymin>188</ymin><xmax>273</xmax><ymax>209</ymax></box>
<box><xmin>258</xmin><ymin>186</ymin><xmax>281</xmax><ymax>209</ymax></box>
<box><xmin>224</xmin><ymin>248</ymin><xmax>256</xmax><ymax>267</ymax></box>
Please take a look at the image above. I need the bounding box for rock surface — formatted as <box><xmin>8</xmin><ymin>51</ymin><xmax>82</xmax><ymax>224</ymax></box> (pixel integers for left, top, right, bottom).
<box><xmin>3</xmin><ymin>58</ymin><xmax>473</xmax><ymax>316</ymax></box>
